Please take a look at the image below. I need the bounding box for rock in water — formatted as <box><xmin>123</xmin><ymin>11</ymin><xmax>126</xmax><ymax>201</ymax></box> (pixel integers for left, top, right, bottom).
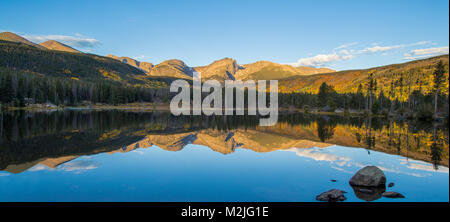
<box><xmin>349</xmin><ymin>166</ymin><xmax>386</xmax><ymax>187</ymax></box>
<box><xmin>388</xmin><ymin>182</ymin><xmax>395</xmax><ymax>188</ymax></box>
<box><xmin>382</xmin><ymin>192</ymin><xmax>405</xmax><ymax>198</ymax></box>
<box><xmin>351</xmin><ymin>186</ymin><xmax>385</xmax><ymax>201</ymax></box>
<box><xmin>316</xmin><ymin>189</ymin><xmax>347</xmax><ymax>202</ymax></box>
<box><xmin>357</xmin><ymin>188</ymin><xmax>374</xmax><ymax>194</ymax></box>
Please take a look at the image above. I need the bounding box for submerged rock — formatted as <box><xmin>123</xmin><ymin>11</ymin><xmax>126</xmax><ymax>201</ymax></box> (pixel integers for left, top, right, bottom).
<box><xmin>316</xmin><ymin>189</ymin><xmax>347</xmax><ymax>202</ymax></box>
<box><xmin>351</xmin><ymin>186</ymin><xmax>386</xmax><ymax>201</ymax></box>
<box><xmin>382</xmin><ymin>192</ymin><xmax>405</xmax><ymax>198</ymax></box>
<box><xmin>330</xmin><ymin>179</ymin><xmax>337</xmax><ymax>182</ymax></box>
<box><xmin>388</xmin><ymin>182</ymin><xmax>395</xmax><ymax>188</ymax></box>
<box><xmin>357</xmin><ymin>188</ymin><xmax>374</xmax><ymax>194</ymax></box>
<box><xmin>349</xmin><ymin>166</ymin><xmax>386</xmax><ymax>187</ymax></box>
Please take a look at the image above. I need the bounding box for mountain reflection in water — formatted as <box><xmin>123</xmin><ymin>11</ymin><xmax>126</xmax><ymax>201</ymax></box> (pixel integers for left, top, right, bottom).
<box><xmin>0</xmin><ymin>110</ymin><xmax>448</xmax><ymax>202</ymax></box>
<box><xmin>1</xmin><ymin>110</ymin><xmax>447</xmax><ymax>173</ymax></box>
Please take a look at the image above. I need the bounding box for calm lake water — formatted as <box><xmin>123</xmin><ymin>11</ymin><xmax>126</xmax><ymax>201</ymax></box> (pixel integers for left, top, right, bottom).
<box><xmin>0</xmin><ymin>110</ymin><xmax>448</xmax><ymax>202</ymax></box>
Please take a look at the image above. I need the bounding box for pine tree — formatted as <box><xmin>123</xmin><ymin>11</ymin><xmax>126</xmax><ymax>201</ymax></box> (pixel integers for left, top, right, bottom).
<box><xmin>366</xmin><ymin>72</ymin><xmax>375</xmax><ymax>114</ymax></box>
<box><xmin>0</xmin><ymin>76</ymin><xmax>15</xmax><ymax>104</ymax></box>
<box><xmin>356</xmin><ymin>84</ymin><xmax>364</xmax><ymax>111</ymax></box>
<box><xmin>318</xmin><ymin>82</ymin><xmax>336</xmax><ymax>108</ymax></box>
<box><xmin>433</xmin><ymin>61</ymin><xmax>446</xmax><ymax>118</ymax></box>
<box><xmin>389</xmin><ymin>82</ymin><xmax>395</xmax><ymax>113</ymax></box>
<box><xmin>398</xmin><ymin>72</ymin><xmax>404</xmax><ymax>110</ymax></box>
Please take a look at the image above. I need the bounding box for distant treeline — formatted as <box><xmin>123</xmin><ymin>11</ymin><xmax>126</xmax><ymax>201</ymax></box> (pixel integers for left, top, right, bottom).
<box><xmin>0</xmin><ymin>67</ymin><xmax>169</xmax><ymax>107</ymax></box>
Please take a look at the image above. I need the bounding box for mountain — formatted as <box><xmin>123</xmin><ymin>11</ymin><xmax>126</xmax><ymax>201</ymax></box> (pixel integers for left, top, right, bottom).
<box><xmin>194</xmin><ymin>58</ymin><xmax>240</xmax><ymax>81</ymax></box>
<box><xmin>107</xmin><ymin>54</ymin><xmax>153</xmax><ymax>72</ymax></box>
<box><xmin>39</xmin><ymin>40</ymin><xmax>81</xmax><ymax>53</ymax></box>
<box><xmin>235</xmin><ymin>60</ymin><xmax>335</xmax><ymax>81</ymax></box>
<box><xmin>149</xmin><ymin>59</ymin><xmax>193</xmax><ymax>79</ymax></box>
<box><xmin>0</xmin><ymin>32</ymin><xmax>46</xmax><ymax>49</ymax></box>
<box><xmin>1</xmin><ymin>32</ymin><xmax>80</xmax><ymax>53</ymax></box>
<box><xmin>125</xmin><ymin>56</ymin><xmax>335</xmax><ymax>81</ymax></box>
<box><xmin>107</xmin><ymin>54</ymin><xmax>193</xmax><ymax>79</ymax></box>
<box><xmin>278</xmin><ymin>54</ymin><xmax>449</xmax><ymax>97</ymax></box>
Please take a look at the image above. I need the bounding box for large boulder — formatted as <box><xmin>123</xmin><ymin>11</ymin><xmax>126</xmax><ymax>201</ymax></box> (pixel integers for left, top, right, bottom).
<box><xmin>316</xmin><ymin>189</ymin><xmax>347</xmax><ymax>202</ymax></box>
<box><xmin>349</xmin><ymin>166</ymin><xmax>386</xmax><ymax>187</ymax></box>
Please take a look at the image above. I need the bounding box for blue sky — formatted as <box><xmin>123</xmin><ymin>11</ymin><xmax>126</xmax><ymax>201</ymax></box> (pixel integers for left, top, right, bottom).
<box><xmin>1</xmin><ymin>0</ymin><xmax>448</xmax><ymax>70</ymax></box>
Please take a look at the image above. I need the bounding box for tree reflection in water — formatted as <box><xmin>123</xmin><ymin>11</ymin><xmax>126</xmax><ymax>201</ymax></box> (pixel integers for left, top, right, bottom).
<box><xmin>0</xmin><ymin>110</ymin><xmax>448</xmax><ymax>172</ymax></box>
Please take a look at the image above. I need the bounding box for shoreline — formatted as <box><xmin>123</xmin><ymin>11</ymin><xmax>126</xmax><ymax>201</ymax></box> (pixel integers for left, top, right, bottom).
<box><xmin>4</xmin><ymin>103</ymin><xmax>171</xmax><ymax>112</ymax></box>
<box><xmin>3</xmin><ymin>104</ymin><xmax>374</xmax><ymax>116</ymax></box>
<box><xmin>1</xmin><ymin>104</ymin><xmax>445</xmax><ymax>120</ymax></box>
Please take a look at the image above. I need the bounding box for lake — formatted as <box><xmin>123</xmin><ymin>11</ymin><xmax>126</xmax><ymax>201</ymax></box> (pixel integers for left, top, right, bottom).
<box><xmin>0</xmin><ymin>110</ymin><xmax>448</xmax><ymax>202</ymax></box>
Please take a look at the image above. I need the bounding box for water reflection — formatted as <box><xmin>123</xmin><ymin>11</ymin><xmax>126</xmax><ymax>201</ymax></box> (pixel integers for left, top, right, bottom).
<box><xmin>0</xmin><ymin>110</ymin><xmax>448</xmax><ymax>174</ymax></box>
<box><xmin>0</xmin><ymin>110</ymin><xmax>448</xmax><ymax>201</ymax></box>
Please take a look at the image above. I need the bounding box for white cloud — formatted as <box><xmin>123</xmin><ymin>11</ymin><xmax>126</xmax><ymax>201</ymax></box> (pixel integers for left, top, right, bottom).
<box><xmin>287</xmin><ymin>147</ymin><xmax>445</xmax><ymax>178</ymax></box>
<box><xmin>403</xmin><ymin>46</ymin><xmax>449</xmax><ymax>60</ymax></box>
<box><xmin>334</xmin><ymin>42</ymin><xmax>358</xmax><ymax>50</ymax></box>
<box><xmin>23</xmin><ymin>34</ymin><xmax>101</xmax><ymax>49</ymax></box>
<box><xmin>290</xmin><ymin>41</ymin><xmax>434</xmax><ymax>68</ymax></box>
<box><xmin>410</xmin><ymin>46</ymin><xmax>449</xmax><ymax>56</ymax></box>
<box><xmin>291</xmin><ymin>52</ymin><xmax>353</xmax><ymax>67</ymax></box>
<box><xmin>338</xmin><ymin>49</ymin><xmax>353</xmax><ymax>57</ymax></box>
<box><xmin>58</xmin><ymin>160</ymin><xmax>99</xmax><ymax>171</ymax></box>
<box><xmin>288</xmin><ymin>148</ymin><xmax>351</xmax><ymax>164</ymax></box>
<box><xmin>400</xmin><ymin>159</ymin><xmax>449</xmax><ymax>173</ymax></box>
<box><xmin>28</xmin><ymin>164</ymin><xmax>52</xmax><ymax>172</ymax></box>
<box><xmin>131</xmin><ymin>150</ymin><xmax>145</xmax><ymax>155</ymax></box>
<box><xmin>413</xmin><ymin>41</ymin><xmax>434</xmax><ymax>46</ymax></box>
<box><xmin>359</xmin><ymin>41</ymin><xmax>433</xmax><ymax>54</ymax></box>
<box><xmin>359</xmin><ymin>45</ymin><xmax>404</xmax><ymax>53</ymax></box>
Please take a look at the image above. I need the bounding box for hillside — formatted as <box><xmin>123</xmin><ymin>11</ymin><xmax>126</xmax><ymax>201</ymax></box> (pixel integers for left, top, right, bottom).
<box><xmin>0</xmin><ymin>40</ymin><xmax>147</xmax><ymax>84</ymax></box>
<box><xmin>278</xmin><ymin>54</ymin><xmax>450</xmax><ymax>99</ymax></box>
<box><xmin>39</xmin><ymin>40</ymin><xmax>81</xmax><ymax>53</ymax></box>
<box><xmin>0</xmin><ymin>32</ymin><xmax>46</xmax><ymax>49</ymax></box>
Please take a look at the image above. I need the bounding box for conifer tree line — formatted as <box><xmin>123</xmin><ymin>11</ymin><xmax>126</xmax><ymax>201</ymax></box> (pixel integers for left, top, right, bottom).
<box><xmin>0</xmin><ymin>68</ymin><xmax>169</xmax><ymax>108</ymax></box>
